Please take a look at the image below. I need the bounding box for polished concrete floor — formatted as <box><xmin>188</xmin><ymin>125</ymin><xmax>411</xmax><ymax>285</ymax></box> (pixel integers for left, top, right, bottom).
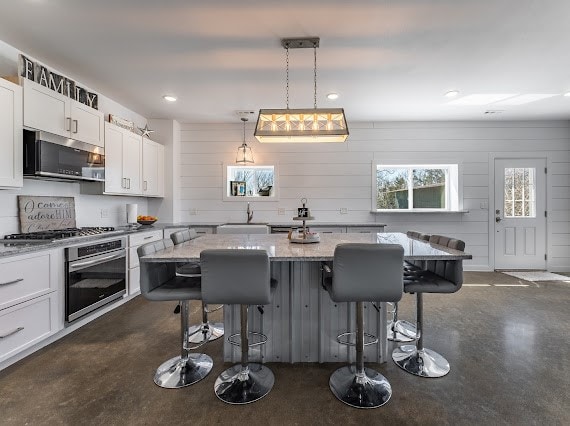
<box><xmin>1</xmin><ymin>272</ymin><xmax>569</xmax><ymax>425</ymax></box>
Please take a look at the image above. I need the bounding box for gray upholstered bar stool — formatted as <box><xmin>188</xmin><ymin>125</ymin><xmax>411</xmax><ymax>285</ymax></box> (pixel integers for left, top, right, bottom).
<box><xmin>392</xmin><ymin>236</ymin><xmax>465</xmax><ymax>378</ymax></box>
<box><xmin>323</xmin><ymin>243</ymin><xmax>404</xmax><ymax>409</ymax></box>
<box><xmin>170</xmin><ymin>229</ymin><xmax>224</xmax><ymax>343</ymax></box>
<box><xmin>137</xmin><ymin>239</ymin><xmax>213</xmax><ymax>388</ymax></box>
<box><xmin>200</xmin><ymin>249</ymin><xmax>276</xmax><ymax>404</ymax></box>
<box><xmin>387</xmin><ymin>230</ymin><xmax>431</xmax><ymax>342</ymax></box>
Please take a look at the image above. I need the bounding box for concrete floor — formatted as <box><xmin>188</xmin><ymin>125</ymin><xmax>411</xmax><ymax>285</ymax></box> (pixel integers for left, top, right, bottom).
<box><xmin>1</xmin><ymin>272</ymin><xmax>569</xmax><ymax>425</ymax></box>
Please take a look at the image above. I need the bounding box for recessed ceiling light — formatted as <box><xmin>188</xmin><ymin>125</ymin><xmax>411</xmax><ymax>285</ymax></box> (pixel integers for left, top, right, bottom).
<box><xmin>563</xmin><ymin>92</ymin><xmax>570</xmax><ymax>97</ymax></box>
<box><xmin>447</xmin><ymin>94</ymin><xmax>517</xmax><ymax>105</ymax></box>
<box><xmin>163</xmin><ymin>95</ymin><xmax>177</xmax><ymax>102</ymax></box>
<box><xmin>444</xmin><ymin>90</ymin><xmax>459</xmax><ymax>98</ymax></box>
<box><xmin>326</xmin><ymin>93</ymin><xmax>339</xmax><ymax>100</ymax></box>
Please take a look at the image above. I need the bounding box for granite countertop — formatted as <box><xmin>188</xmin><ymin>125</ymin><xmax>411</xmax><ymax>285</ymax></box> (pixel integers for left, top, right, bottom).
<box><xmin>140</xmin><ymin>232</ymin><xmax>472</xmax><ymax>262</ymax></box>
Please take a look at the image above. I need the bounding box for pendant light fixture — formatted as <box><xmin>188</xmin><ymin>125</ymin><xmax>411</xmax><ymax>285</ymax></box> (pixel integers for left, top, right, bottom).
<box><xmin>255</xmin><ymin>37</ymin><xmax>349</xmax><ymax>143</ymax></box>
<box><xmin>236</xmin><ymin>117</ymin><xmax>254</xmax><ymax>164</ymax></box>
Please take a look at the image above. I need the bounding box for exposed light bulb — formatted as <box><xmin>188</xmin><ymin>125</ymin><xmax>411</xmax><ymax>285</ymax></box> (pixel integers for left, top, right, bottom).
<box><xmin>444</xmin><ymin>90</ymin><xmax>460</xmax><ymax>98</ymax></box>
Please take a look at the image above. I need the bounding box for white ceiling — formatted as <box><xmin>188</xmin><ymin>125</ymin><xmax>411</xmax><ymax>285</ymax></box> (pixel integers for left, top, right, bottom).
<box><xmin>1</xmin><ymin>0</ymin><xmax>570</xmax><ymax>123</ymax></box>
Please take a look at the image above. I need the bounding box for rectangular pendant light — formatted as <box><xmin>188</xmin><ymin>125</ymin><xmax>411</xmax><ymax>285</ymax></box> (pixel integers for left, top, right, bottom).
<box><xmin>254</xmin><ymin>108</ymin><xmax>349</xmax><ymax>143</ymax></box>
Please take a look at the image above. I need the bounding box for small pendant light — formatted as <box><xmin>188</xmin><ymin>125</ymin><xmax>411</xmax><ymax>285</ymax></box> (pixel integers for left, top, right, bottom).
<box><xmin>236</xmin><ymin>117</ymin><xmax>254</xmax><ymax>164</ymax></box>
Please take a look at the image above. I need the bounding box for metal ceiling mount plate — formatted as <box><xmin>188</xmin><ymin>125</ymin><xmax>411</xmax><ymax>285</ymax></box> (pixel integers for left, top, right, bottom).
<box><xmin>281</xmin><ymin>37</ymin><xmax>320</xmax><ymax>49</ymax></box>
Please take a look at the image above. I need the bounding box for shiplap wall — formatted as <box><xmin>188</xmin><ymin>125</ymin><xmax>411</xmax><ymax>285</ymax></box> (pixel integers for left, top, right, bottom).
<box><xmin>179</xmin><ymin>120</ymin><xmax>570</xmax><ymax>271</ymax></box>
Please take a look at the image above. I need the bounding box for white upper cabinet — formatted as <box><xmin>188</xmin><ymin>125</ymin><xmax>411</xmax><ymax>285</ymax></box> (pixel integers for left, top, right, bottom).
<box><xmin>23</xmin><ymin>79</ymin><xmax>104</xmax><ymax>147</ymax></box>
<box><xmin>104</xmin><ymin>122</ymin><xmax>142</xmax><ymax>195</ymax></box>
<box><xmin>0</xmin><ymin>78</ymin><xmax>23</xmax><ymax>189</ymax></box>
<box><xmin>142</xmin><ymin>137</ymin><xmax>164</xmax><ymax>197</ymax></box>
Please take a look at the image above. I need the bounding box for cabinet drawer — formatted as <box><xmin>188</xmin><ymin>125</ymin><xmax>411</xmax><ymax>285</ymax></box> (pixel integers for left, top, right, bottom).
<box><xmin>0</xmin><ymin>294</ymin><xmax>58</xmax><ymax>363</ymax></box>
<box><xmin>346</xmin><ymin>226</ymin><xmax>385</xmax><ymax>233</ymax></box>
<box><xmin>193</xmin><ymin>226</ymin><xmax>214</xmax><ymax>235</ymax></box>
<box><xmin>128</xmin><ymin>230</ymin><xmax>163</xmax><ymax>247</ymax></box>
<box><xmin>0</xmin><ymin>252</ymin><xmax>54</xmax><ymax>311</ymax></box>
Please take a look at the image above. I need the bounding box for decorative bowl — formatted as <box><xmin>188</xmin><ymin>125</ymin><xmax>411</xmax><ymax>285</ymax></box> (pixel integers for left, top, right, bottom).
<box><xmin>137</xmin><ymin>219</ymin><xmax>157</xmax><ymax>226</ymax></box>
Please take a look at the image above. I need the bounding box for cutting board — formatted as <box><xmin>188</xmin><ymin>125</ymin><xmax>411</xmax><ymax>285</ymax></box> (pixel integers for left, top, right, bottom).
<box><xmin>18</xmin><ymin>195</ymin><xmax>76</xmax><ymax>233</ymax></box>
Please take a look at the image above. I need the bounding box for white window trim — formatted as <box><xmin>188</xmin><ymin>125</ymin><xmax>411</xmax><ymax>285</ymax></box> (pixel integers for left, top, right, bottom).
<box><xmin>371</xmin><ymin>162</ymin><xmax>465</xmax><ymax>212</ymax></box>
<box><xmin>223</xmin><ymin>163</ymin><xmax>279</xmax><ymax>202</ymax></box>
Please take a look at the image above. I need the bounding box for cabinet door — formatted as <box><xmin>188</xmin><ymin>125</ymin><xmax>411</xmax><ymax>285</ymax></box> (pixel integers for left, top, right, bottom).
<box><xmin>23</xmin><ymin>79</ymin><xmax>69</xmax><ymax>138</ymax></box>
<box><xmin>0</xmin><ymin>79</ymin><xmax>23</xmax><ymax>188</ymax></box>
<box><xmin>70</xmin><ymin>100</ymin><xmax>104</xmax><ymax>147</ymax></box>
<box><xmin>123</xmin><ymin>132</ymin><xmax>142</xmax><ymax>194</ymax></box>
<box><xmin>104</xmin><ymin>123</ymin><xmax>126</xmax><ymax>194</ymax></box>
<box><xmin>142</xmin><ymin>138</ymin><xmax>159</xmax><ymax>196</ymax></box>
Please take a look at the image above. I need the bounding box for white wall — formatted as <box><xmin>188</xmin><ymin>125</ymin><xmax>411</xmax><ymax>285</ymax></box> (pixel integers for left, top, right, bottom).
<box><xmin>178</xmin><ymin>120</ymin><xmax>570</xmax><ymax>272</ymax></box>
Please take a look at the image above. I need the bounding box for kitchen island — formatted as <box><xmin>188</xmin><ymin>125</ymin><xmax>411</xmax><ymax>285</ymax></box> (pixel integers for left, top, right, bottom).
<box><xmin>139</xmin><ymin>232</ymin><xmax>471</xmax><ymax>364</ymax></box>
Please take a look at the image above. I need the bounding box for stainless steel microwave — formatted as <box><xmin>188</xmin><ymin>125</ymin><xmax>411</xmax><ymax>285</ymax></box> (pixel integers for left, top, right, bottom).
<box><xmin>23</xmin><ymin>130</ymin><xmax>105</xmax><ymax>182</ymax></box>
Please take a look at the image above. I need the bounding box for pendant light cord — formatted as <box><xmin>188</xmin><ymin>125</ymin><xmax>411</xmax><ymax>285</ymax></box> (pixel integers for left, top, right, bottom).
<box><xmin>285</xmin><ymin>43</ymin><xmax>290</xmax><ymax>109</ymax></box>
<box><xmin>314</xmin><ymin>42</ymin><xmax>318</xmax><ymax>109</ymax></box>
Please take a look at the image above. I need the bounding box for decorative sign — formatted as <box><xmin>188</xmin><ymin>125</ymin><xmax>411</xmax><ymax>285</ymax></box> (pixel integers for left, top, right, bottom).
<box><xmin>18</xmin><ymin>196</ymin><xmax>76</xmax><ymax>233</ymax></box>
<box><xmin>109</xmin><ymin>114</ymin><xmax>135</xmax><ymax>132</ymax></box>
<box><xmin>18</xmin><ymin>54</ymin><xmax>98</xmax><ymax>110</ymax></box>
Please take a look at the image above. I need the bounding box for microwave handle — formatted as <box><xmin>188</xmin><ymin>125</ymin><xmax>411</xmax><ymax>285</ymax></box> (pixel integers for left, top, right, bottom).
<box><xmin>68</xmin><ymin>250</ymin><xmax>125</xmax><ymax>271</ymax></box>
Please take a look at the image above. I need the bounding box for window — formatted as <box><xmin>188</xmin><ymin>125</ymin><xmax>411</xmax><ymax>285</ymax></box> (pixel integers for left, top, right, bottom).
<box><xmin>375</xmin><ymin>164</ymin><xmax>460</xmax><ymax>211</ymax></box>
<box><xmin>504</xmin><ymin>167</ymin><xmax>536</xmax><ymax>217</ymax></box>
<box><xmin>224</xmin><ymin>165</ymin><xmax>278</xmax><ymax>201</ymax></box>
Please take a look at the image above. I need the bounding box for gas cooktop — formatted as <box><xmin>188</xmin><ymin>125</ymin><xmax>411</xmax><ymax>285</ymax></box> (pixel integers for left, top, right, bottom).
<box><xmin>2</xmin><ymin>227</ymin><xmax>119</xmax><ymax>242</ymax></box>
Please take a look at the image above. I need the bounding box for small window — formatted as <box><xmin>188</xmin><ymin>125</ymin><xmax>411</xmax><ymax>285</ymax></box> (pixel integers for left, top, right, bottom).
<box><xmin>224</xmin><ymin>164</ymin><xmax>278</xmax><ymax>201</ymax></box>
<box><xmin>375</xmin><ymin>164</ymin><xmax>459</xmax><ymax>211</ymax></box>
<box><xmin>504</xmin><ymin>167</ymin><xmax>536</xmax><ymax>218</ymax></box>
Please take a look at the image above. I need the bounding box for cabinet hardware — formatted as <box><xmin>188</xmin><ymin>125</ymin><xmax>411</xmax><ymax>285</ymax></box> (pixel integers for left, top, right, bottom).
<box><xmin>144</xmin><ymin>181</ymin><xmax>147</xmax><ymax>191</ymax></box>
<box><xmin>73</xmin><ymin>119</ymin><xmax>78</xmax><ymax>133</ymax></box>
<box><xmin>0</xmin><ymin>278</ymin><xmax>24</xmax><ymax>286</ymax></box>
<box><xmin>122</xmin><ymin>178</ymin><xmax>126</xmax><ymax>188</ymax></box>
<box><xmin>0</xmin><ymin>326</ymin><xmax>24</xmax><ymax>339</ymax></box>
<box><xmin>66</xmin><ymin>117</ymin><xmax>72</xmax><ymax>131</ymax></box>
<box><xmin>144</xmin><ymin>235</ymin><xmax>154</xmax><ymax>240</ymax></box>
<box><xmin>127</xmin><ymin>178</ymin><xmax>131</xmax><ymax>189</ymax></box>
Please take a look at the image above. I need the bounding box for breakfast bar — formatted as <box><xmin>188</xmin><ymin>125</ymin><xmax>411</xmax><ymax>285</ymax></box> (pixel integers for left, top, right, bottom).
<box><xmin>139</xmin><ymin>232</ymin><xmax>472</xmax><ymax>364</ymax></box>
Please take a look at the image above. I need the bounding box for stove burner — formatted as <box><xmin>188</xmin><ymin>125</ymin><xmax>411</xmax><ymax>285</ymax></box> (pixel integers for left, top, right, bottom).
<box><xmin>4</xmin><ymin>227</ymin><xmax>116</xmax><ymax>240</ymax></box>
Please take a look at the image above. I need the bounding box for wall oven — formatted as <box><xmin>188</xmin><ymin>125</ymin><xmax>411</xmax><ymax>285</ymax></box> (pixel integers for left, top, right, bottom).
<box><xmin>24</xmin><ymin>129</ymin><xmax>105</xmax><ymax>182</ymax></box>
<box><xmin>65</xmin><ymin>238</ymin><xmax>127</xmax><ymax>323</ymax></box>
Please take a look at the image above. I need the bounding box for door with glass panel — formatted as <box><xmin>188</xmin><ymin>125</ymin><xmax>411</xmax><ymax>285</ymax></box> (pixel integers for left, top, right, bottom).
<box><xmin>494</xmin><ymin>159</ymin><xmax>546</xmax><ymax>270</ymax></box>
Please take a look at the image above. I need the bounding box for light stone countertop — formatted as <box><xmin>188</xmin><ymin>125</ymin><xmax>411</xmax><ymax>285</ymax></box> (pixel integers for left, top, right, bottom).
<box><xmin>140</xmin><ymin>232</ymin><xmax>472</xmax><ymax>262</ymax></box>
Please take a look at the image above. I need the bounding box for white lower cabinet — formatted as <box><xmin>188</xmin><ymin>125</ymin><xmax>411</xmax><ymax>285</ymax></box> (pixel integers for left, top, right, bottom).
<box><xmin>0</xmin><ymin>249</ymin><xmax>62</xmax><ymax>364</ymax></box>
<box><xmin>0</xmin><ymin>293</ymin><xmax>59</xmax><ymax>363</ymax></box>
<box><xmin>128</xmin><ymin>230</ymin><xmax>163</xmax><ymax>295</ymax></box>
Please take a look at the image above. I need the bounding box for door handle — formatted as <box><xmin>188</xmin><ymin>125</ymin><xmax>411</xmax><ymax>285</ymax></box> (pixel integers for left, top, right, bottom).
<box><xmin>0</xmin><ymin>278</ymin><xmax>24</xmax><ymax>286</ymax></box>
<box><xmin>495</xmin><ymin>217</ymin><xmax>502</xmax><ymax>223</ymax></box>
<box><xmin>0</xmin><ymin>326</ymin><xmax>24</xmax><ymax>339</ymax></box>
<box><xmin>144</xmin><ymin>181</ymin><xmax>147</xmax><ymax>191</ymax></box>
<box><xmin>66</xmin><ymin>117</ymin><xmax>72</xmax><ymax>131</ymax></box>
<box><xmin>73</xmin><ymin>119</ymin><xmax>78</xmax><ymax>133</ymax></box>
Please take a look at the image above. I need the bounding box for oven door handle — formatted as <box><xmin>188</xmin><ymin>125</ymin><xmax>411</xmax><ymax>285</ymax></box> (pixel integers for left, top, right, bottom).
<box><xmin>69</xmin><ymin>250</ymin><xmax>125</xmax><ymax>270</ymax></box>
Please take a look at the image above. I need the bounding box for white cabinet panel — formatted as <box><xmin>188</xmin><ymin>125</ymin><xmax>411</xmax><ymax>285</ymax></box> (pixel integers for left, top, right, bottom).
<box><xmin>23</xmin><ymin>79</ymin><xmax>103</xmax><ymax>146</ymax></box>
<box><xmin>0</xmin><ymin>294</ymin><xmax>58</xmax><ymax>363</ymax></box>
<box><xmin>0</xmin><ymin>78</ymin><xmax>23</xmax><ymax>188</ymax></box>
<box><xmin>104</xmin><ymin>122</ymin><xmax>142</xmax><ymax>195</ymax></box>
<box><xmin>0</xmin><ymin>252</ymin><xmax>53</xmax><ymax>311</ymax></box>
<box><xmin>123</xmin><ymin>132</ymin><xmax>142</xmax><ymax>194</ymax></box>
<box><xmin>142</xmin><ymin>138</ymin><xmax>164</xmax><ymax>197</ymax></box>
<box><xmin>129</xmin><ymin>266</ymin><xmax>140</xmax><ymax>295</ymax></box>
<box><xmin>128</xmin><ymin>230</ymin><xmax>163</xmax><ymax>247</ymax></box>
<box><xmin>128</xmin><ymin>230</ymin><xmax>162</xmax><ymax>295</ymax></box>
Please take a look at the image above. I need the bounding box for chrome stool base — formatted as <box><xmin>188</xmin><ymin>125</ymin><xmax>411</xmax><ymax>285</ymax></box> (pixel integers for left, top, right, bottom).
<box><xmin>329</xmin><ymin>366</ymin><xmax>392</xmax><ymax>409</ymax></box>
<box><xmin>214</xmin><ymin>363</ymin><xmax>275</xmax><ymax>405</ymax></box>
<box><xmin>386</xmin><ymin>322</ymin><xmax>414</xmax><ymax>343</ymax></box>
<box><xmin>188</xmin><ymin>322</ymin><xmax>224</xmax><ymax>344</ymax></box>
<box><xmin>154</xmin><ymin>353</ymin><xmax>213</xmax><ymax>388</ymax></box>
<box><xmin>392</xmin><ymin>345</ymin><xmax>450</xmax><ymax>378</ymax></box>
<box><xmin>394</xmin><ymin>320</ymin><xmax>417</xmax><ymax>340</ymax></box>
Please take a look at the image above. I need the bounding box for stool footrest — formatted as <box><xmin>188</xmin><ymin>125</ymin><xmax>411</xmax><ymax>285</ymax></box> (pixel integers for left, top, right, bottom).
<box><xmin>337</xmin><ymin>331</ymin><xmax>378</xmax><ymax>347</ymax></box>
<box><xmin>228</xmin><ymin>331</ymin><xmax>268</xmax><ymax>347</ymax></box>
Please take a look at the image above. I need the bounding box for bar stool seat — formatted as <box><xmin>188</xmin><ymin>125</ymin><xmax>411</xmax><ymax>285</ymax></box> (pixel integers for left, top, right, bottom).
<box><xmin>323</xmin><ymin>243</ymin><xmax>404</xmax><ymax>409</ymax></box>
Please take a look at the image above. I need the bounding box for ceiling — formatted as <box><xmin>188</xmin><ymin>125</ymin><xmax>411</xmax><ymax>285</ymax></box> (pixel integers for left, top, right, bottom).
<box><xmin>1</xmin><ymin>0</ymin><xmax>570</xmax><ymax>123</ymax></box>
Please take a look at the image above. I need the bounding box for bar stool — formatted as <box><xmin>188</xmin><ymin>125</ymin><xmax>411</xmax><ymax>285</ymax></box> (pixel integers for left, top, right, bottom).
<box><xmin>137</xmin><ymin>239</ymin><xmax>213</xmax><ymax>388</ymax></box>
<box><xmin>200</xmin><ymin>249</ymin><xmax>276</xmax><ymax>404</ymax></box>
<box><xmin>323</xmin><ymin>243</ymin><xmax>404</xmax><ymax>408</ymax></box>
<box><xmin>170</xmin><ymin>229</ymin><xmax>224</xmax><ymax>343</ymax></box>
<box><xmin>387</xmin><ymin>231</ymin><xmax>431</xmax><ymax>342</ymax></box>
<box><xmin>392</xmin><ymin>236</ymin><xmax>465</xmax><ymax>378</ymax></box>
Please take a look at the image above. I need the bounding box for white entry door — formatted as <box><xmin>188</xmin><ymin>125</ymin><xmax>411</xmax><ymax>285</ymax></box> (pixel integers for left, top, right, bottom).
<box><xmin>494</xmin><ymin>158</ymin><xmax>546</xmax><ymax>270</ymax></box>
